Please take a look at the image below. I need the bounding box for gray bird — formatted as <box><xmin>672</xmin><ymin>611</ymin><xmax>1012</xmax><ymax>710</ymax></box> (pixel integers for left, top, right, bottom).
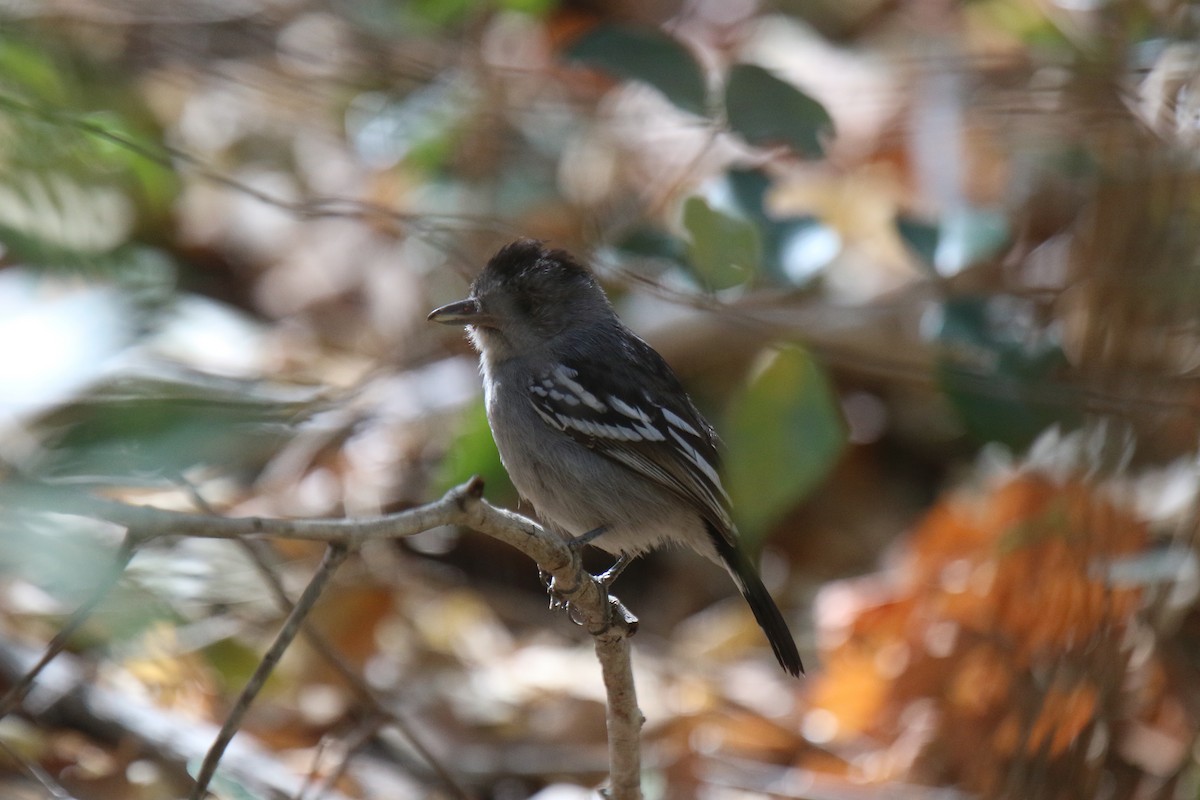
<box><xmin>428</xmin><ymin>239</ymin><xmax>802</xmax><ymax>676</ymax></box>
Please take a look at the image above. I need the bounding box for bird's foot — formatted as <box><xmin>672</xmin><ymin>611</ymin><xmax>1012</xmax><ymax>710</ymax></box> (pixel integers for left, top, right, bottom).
<box><xmin>539</xmin><ymin>567</ymin><xmax>570</xmax><ymax>611</ymax></box>
<box><xmin>566</xmin><ymin>526</ymin><xmax>629</xmax><ymax>586</ymax></box>
<box><xmin>568</xmin><ymin>525</ymin><xmax>609</xmax><ymax>550</ymax></box>
<box><xmin>594</xmin><ymin>554</ymin><xmax>630</xmax><ymax>587</ymax></box>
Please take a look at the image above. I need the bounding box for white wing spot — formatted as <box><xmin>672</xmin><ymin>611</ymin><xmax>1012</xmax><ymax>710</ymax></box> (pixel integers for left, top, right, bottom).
<box><xmin>634</xmin><ymin>423</ymin><xmax>666</xmax><ymax>442</ymax></box>
<box><xmin>605</xmin><ymin>422</ymin><xmax>643</xmax><ymax>441</ymax></box>
<box><xmin>669</xmin><ymin>428</ymin><xmax>722</xmax><ymax>488</ymax></box>
<box><xmin>608</xmin><ymin>395</ymin><xmax>651</xmax><ymax>422</ymax></box>
<box><xmin>663</xmin><ymin>407</ymin><xmax>701</xmax><ymax>437</ymax></box>
<box><xmin>553</xmin><ymin>366</ymin><xmax>607</xmax><ymax>412</ymax></box>
<box><xmin>534</xmin><ymin>405</ymin><xmax>563</xmax><ymax>429</ymax></box>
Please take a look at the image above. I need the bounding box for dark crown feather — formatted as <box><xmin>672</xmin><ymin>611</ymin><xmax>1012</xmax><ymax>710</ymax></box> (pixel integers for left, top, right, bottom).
<box><xmin>484</xmin><ymin>239</ymin><xmax>595</xmax><ymax>284</ymax></box>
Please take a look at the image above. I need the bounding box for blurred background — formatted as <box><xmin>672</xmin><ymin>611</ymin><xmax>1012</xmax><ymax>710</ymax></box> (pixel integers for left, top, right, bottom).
<box><xmin>1</xmin><ymin>0</ymin><xmax>1200</xmax><ymax>798</ymax></box>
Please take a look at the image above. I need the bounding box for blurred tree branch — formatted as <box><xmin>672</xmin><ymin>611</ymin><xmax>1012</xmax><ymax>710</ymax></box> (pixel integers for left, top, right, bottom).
<box><xmin>3</xmin><ymin>477</ymin><xmax>646</xmax><ymax>799</ymax></box>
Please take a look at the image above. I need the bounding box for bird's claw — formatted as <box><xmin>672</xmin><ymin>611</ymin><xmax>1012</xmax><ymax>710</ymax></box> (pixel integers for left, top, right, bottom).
<box><xmin>595</xmin><ymin>554</ymin><xmax>630</xmax><ymax>587</ymax></box>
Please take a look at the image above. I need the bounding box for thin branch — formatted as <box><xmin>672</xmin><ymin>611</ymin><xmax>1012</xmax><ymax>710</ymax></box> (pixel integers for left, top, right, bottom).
<box><xmin>9</xmin><ymin>483</ymin><xmax>466</xmax><ymax>544</ymax></box>
<box><xmin>238</xmin><ymin>536</ymin><xmax>473</xmax><ymax>799</ymax></box>
<box><xmin>189</xmin><ymin>543</ymin><xmax>352</xmax><ymax>800</ymax></box>
<box><xmin>177</xmin><ymin>478</ymin><xmax>473</xmax><ymax>799</ymax></box>
<box><xmin>299</xmin><ymin>716</ymin><xmax>385</xmax><ymax>800</ymax></box>
<box><xmin>9</xmin><ymin>477</ymin><xmax>646</xmax><ymax>796</ymax></box>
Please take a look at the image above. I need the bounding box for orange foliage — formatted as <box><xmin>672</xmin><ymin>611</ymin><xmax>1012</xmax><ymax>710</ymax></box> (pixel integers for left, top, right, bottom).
<box><xmin>805</xmin><ymin>473</ymin><xmax>1194</xmax><ymax>797</ymax></box>
<box><xmin>908</xmin><ymin>477</ymin><xmax>1145</xmax><ymax>665</ymax></box>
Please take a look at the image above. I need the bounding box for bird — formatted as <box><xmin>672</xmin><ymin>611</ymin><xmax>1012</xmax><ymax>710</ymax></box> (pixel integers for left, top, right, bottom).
<box><xmin>428</xmin><ymin>239</ymin><xmax>803</xmax><ymax>676</ymax></box>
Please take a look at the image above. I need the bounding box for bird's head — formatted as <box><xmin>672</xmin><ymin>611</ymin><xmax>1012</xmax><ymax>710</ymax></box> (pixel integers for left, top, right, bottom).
<box><xmin>428</xmin><ymin>239</ymin><xmax>614</xmax><ymax>360</ymax></box>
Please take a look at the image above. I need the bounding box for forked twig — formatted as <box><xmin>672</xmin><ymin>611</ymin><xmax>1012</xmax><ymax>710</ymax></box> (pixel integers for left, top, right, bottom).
<box><xmin>5</xmin><ymin>478</ymin><xmax>644</xmax><ymax>798</ymax></box>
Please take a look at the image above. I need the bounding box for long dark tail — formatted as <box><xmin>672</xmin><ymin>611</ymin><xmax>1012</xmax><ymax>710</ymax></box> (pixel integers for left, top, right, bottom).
<box><xmin>707</xmin><ymin>521</ymin><xmax>803</xmax><ymax>677</ymax></box>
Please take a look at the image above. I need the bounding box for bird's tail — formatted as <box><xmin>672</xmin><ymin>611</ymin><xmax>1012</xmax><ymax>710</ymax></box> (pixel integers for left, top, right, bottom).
<box><xmin>707</xmin><ymin>521</ymin><xmax>803</xmax><ymax>677</ymax></box>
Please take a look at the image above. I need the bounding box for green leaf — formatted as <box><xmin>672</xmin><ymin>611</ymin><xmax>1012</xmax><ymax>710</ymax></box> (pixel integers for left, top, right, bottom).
<box><xmin>0</xmin><ymin>32</ymin><xmax>180</xmax><ymax>258</ymax></box>
<box><xmin>410</xmin><ymin>0</ymin><xmax>476</xmax><ymax>28</ymax></box>
<box><xmin>727</xmin><ymin>168</ymin><xmax>834</xmax><ymax>285</ymax></box>
<box><xmin>0</xmin><ymin>38</ymin><xmax>69</xmax><ymax>103</ymax></box>
<box><xmin>205</xmin><ymin>637</ymin><xmax>267</xmax><ymax>692</ymax></box>
<box><xmin>724</xmin><ymin>347</ymin><xmax>846</xmax><ymax>547</ymax></box>
<box><xmin>896</xmin><ymin>208</ymin><xmax>1009</xmax><ymax>277</ymax></box>
<box><xmin>0</xmin><ymin>509</ymin><xmax>127</xmax><ymax>605</ymax></box>
<box><xmin>895</xmin><ymin>215</ymin><xmax>940</xmax><ymax>271</ymax></box>
<box><xmin>566</xmin><ymin>25</ymin><xmax>707</xmax><ymax>115</ymax></box>
<box><xmin>682</xmin><ymin>196</ymin><xmax>761</xmax><ymax>290</ymax></box>
<box><xmin>934</xmin><ymin>296</ymin><xmax>1078</xmax><ymax>447</ymax></box>
<box><xmin>500</xmin><ymin>0</ymin><xmax>557</xmax><ymax>15</ymax></box>
<box><xmin>35</xmin><ymin>376</ymin><xmax>319</xmax><ymax>480</ymax></box>
<box><xmin>434</xmin><ymin>400</ymin><xmax>516</xmax><ymax>505</ymax></box>
<box><xmin>614</xmin><ymin>225</ymin><xmax>688</xmax><ymax>263</ymax></box>
<box><xmin>724</xmin><ymin>64</ymin><xmax>832</xmax><ymax>157</ymax></box>
<box><xmin>934</xmin><ymin>207</ymin><xmax>1009</xmax><ymax>276</ymax></box>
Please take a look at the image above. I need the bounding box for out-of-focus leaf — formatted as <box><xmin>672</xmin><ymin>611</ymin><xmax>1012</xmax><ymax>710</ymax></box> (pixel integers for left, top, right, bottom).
<box><xmin>78</xmin><ymin>586</ymin><xmax>175</xmax><ymax>648</ymax></box>
<box><xmin>566</xmin><ymin>25</ymin><xmax>707</xmax><ymax>115</ymax></box>
<box><xmin>204</xmin><ymin>637</ymin><xmax>266</xmax><ymax>693</ymax></box>
<box><xmin>934</xmin><ymin>296</ymin><xmax>1078</xmax><ymax>447</ymax></box>
<box><xmin>934</xmin><ymin>207</ymin><xmax>1009</xmax><ymax>276</ymax></box>
<box><xmin>80</xmin><ymin>111</ymin><xmax>179</xmax><ymax>216</ymax></box>
<box><xmin>410</xmin><ymin>0</ymin><xmax>476</xmax><ymax>27</ymax></box>
<box><xmin>501</xmin><ymin>0</ymin><xmax>557</xmax><ymax>15</ymax></box>
<box><xmin>724</xmin><ymin>64</ymin><xmax>831</xmax><ymax>157</ymax></box>
<box><xmin>0</xmin><ymin>34</ymin><xmax>179</xmax><ymax>262</ymax></box>
<box><xmin>683</xmin><ymin>196</ymin><xmax>761</xmax><ymax>290</ymax></box>
<box><xmin>0</xmin><ymin>510</ymin><xmax>125</xmax><ymax>604</ymax></box>
<box><xmin>897</xmin><ymin>208</ymin><xmax>1009</xmax><ymax>277</ymax></box>
<box><xmin>127</xmin><ymin>538</ymin><xmax>285</xmax><ymax>621</ymax></box>
<box><xmin>895</xmin><ymin>215</ymin><xmax>940</xmax><ymax>272</ymax></box>
<box><xmin>613</xmin><ymin>225</ymin><xmax>689</xmax><ymax>266</ymax></box>
<box><xmin>0</xmin><ymin>38</ymin><xmax>68</xmax><ymax>103</ymax></box>
<box><xmin>435</xmin><ymin>399</ymin><xmax>516</xmax><ymax>506</ymax></box>
<box><xmin>346</xmin><ymin>82</ymin><xmax>468</xmax><ymax>172</ymax></box>
<box><xmin>33</xmin><ymin>377</ymin><xmax>322</xmax><ymax>480</ymax></box>
<box><xmin>0</xmin><ymin>171</ymin><xmax>135</xmax><ymax>258</ymax></box>
<box><xmin>724</xmin><ymin>347</ymin><xmax>846</xmax><ymax>547</ymax></box>
<box><xmin>727</xmin><ymin>168</ymin><xmax>836</xmax><ymax>285</ymax></box>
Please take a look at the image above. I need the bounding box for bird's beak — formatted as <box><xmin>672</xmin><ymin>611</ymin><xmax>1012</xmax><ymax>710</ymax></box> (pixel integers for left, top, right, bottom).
<box><xmin>428</xmin><ymin>297</ymin><xmax>485</xmax><ymax>325</ymax></box>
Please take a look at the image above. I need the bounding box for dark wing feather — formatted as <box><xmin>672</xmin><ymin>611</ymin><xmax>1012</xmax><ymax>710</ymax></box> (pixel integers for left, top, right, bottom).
<box><xmin>524</xmin><ymin>330</ymin><xmax>735</xmax><ymax>541</ymax></box>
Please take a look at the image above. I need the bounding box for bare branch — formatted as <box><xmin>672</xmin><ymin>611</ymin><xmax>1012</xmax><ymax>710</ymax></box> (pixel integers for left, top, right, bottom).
<box><xmin>189</xmin><ymin>543</ymin><xmax>352</xmax><ymax>800</ymax></box>
<box><xmin>235</xmin><ymin>536</ymin><xmax>473</xmax><ymax>799</ymax></box>
<box><xmin>8</xmin><ymin>477</ymin><xmax>646</xmax><ymax>796</ymax></box>
<box><xmin>176</xmin><ymin>476</ymin><xmax>474</xmax><ymax>799</ymax></box>
<box><xmin>594</xmin><ymin>600</ymin><xmax>644</xmax><ymax>800</ymax></box>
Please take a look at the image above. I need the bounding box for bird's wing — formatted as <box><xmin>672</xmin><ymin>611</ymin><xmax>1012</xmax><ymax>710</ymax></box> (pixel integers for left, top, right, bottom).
<box><xmin>524</xmin><ymin>336</ymin><xmax>735</xmax><ymax>540</ymax></box>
